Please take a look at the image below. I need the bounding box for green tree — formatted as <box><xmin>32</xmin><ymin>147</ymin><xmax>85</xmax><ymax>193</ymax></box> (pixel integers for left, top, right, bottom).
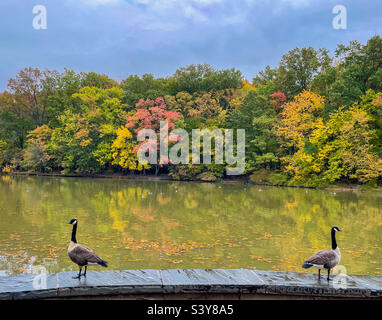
<box><xmin>45</xmin><ymin>69</ymin><xmax>83</xmax><ymax>127</ymax></box>
<box><xmin>168</xmin><ymin>64</ymin><xmax>243</xmax><ymax>95</ymax></box>
<box><xmin>276</xmin><ymin>47</ymin><xmax>331</xmax><ymax>99</ymax></box>
<box><xmin>80</xmin><ymin>72</ymin><xmax>118</xmax><ymax>89</ymax></box>
<box><xmin>121</xmin><ymin>74</ymin><xmax>169</xmax><ymax>107</ymax></box>
<box><xmin>324</xmin><ymin>36</ymin><xmax>382</xmax><ymax>111</ymax></box>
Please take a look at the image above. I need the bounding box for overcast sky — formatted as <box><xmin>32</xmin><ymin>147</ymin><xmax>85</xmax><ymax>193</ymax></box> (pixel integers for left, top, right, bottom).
<box><xmin>0</xmin><ymin>0</ymin><xmax>381</xmax><ymax>89</ymax></box>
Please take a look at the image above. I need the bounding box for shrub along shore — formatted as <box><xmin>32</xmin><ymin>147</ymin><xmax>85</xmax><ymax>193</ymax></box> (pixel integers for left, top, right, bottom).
<box><xmin>1</xmin><ymin>36</ymin><xmax>382</xmax><ymax>188</ymax></box>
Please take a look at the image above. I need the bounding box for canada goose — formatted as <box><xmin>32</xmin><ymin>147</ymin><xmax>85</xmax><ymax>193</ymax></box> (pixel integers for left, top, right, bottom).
<box><xmin>67</xmin><ymin>219</ymin><xmax>108</xmax><ymax>279</ymax></box>
<box><xmin>302</xmin><ymin>226</ymin><xmax>342</xmax><ymax>281</ymax></box>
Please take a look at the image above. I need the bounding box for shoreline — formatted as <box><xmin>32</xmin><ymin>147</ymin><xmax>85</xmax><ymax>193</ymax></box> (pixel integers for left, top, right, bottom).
<box><xmin>1</xmin><ymin>171</ymin><xmax>380</xmax><ymax>192</ymax></box>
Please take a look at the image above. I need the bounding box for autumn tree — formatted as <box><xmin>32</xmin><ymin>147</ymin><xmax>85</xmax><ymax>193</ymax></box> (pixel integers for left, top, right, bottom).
<box><xmin>0</xmin><ymin>35</ymin><xmax>381</xmax><ymax>185</ymax></box>
<box><xmin>124</xmin><ymin>97</ymin><xmax>182</xmax><ymax>175</ymax></box>
<box><xmin>277</xmin><ymin>91</ymin><xmax>382</xmax><ymax>185</ymax></box>
<box><xmin>6</xmin><ymin>67</ymin><xmax>59</xmax><ymax>126</ymax></box>
<box><xmin>111</xmin><ymin>127</ymin><xmax>149</xmax><ymax>171</ymax></box>
<box><xmin>23</xmin><ymin>125</ymin><xmax>52</xmax><ymax>172</ymax></box>
<box><xmin>277</xmin><ymin>90</ymin><xmax>325</xmax><ymax>151</ymax></box>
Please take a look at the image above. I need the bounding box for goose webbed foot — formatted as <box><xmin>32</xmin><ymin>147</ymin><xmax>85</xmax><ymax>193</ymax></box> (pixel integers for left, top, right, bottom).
<box><xmin>327</xmin><ymin>269</ymin><xmax>332</xmax><ymax>281</ymax></box>
<box><xmin>73</xmin><ymin>267</ymin><xmax>82</xmax><ymax>279</ymax></box>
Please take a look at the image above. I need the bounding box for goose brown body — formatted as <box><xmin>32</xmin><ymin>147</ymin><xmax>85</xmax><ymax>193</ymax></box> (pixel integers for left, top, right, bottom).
<box><xmin>304</xmin><ymin>247</ymin><xmax>341</xmax><ymax>270</ymax></box>
<box><xmin>68</xmin><ymin>241</ymin><xmax>107</xmax><ymax>267</ymax></box>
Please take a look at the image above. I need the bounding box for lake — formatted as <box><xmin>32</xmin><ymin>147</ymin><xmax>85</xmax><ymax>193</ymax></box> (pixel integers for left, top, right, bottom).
<box><xmin>0</xmin><ymin>175</ymin><xmax>381</xmax><ymax>276</ymax></box>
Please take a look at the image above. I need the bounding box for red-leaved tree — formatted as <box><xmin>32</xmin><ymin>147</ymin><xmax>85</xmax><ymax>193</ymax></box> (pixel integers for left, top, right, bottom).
<box><xmin>270</xmin><ymin>91</ymin><xmax>287</xmax><ymax>112</ymax></box>
<box><xmin>126</xmin><ymin>97</ymin><xmax>182</xmax><ymax>173</ymax></box>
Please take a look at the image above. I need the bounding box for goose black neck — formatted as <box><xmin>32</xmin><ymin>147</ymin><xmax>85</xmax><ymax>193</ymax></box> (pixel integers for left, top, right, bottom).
<box><xmin>71</xmin><ymin>223</ymin><xmax>77</xmax><ymax>243</ymax></box>
<box><xmin>331</xmin><ymin>228</ymin><xmax>337</xmax><ymax>250</ymax></box>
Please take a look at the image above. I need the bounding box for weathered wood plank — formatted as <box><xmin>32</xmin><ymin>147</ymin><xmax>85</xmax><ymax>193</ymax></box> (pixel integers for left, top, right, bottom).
<box><xmin>0</xmin><ymin>269</ymin><xmax>382</xmax><ymax>300</ymax></box>
<box><xmin>160</xmin><ymin>269</ymin><xmax>264</xmax><ymax>286</ymax></box>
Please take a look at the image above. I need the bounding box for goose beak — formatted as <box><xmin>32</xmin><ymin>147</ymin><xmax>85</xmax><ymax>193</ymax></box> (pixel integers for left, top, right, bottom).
<box><xmin>67</xmin><ymin>221</ymin><xmax>71</xmax><ymax>224</ymax></box>
<box><xmin>338</xmin><ymin>229</ymin><xmax>342</xmax><ymax>232</ymax></box>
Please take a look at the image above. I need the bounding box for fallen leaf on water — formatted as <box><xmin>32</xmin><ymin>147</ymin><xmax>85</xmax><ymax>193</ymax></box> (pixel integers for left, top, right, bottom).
<box><xmin>127</xmin><ymin>259</ymin><xmax>144</xmax><ymax>262</ymax></box>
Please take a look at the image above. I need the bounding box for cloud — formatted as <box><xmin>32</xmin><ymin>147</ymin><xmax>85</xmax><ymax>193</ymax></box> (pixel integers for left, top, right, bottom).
<box><xmin>184</xmin><ymin>5</ymin><xmax>208</xmax><ymax>22</ymax></box>
<box><xmin>70</xmin><ymin>0</ymin><xmax>246</xmax><ymax>26</ymax></box>
<box><xmin>0</xmin><ymin>0</ymin><xmax>380</xmax><ymax>90</ymax></box>
<box><xmin>60</xmin><ymin>0</ymin><xmax>317</xmax><ymax>32</ymax></box>
<box><xmin>77</xmin><ymin>0</ymin><xmax>124</xmax><ymax>6</ymax></box>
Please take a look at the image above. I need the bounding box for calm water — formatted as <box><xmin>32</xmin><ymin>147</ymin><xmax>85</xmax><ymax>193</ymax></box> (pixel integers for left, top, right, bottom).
<box><xmin>0</xmin><ymin>175</ymin><xmax>382</xmax><ymax>276</ymax></box>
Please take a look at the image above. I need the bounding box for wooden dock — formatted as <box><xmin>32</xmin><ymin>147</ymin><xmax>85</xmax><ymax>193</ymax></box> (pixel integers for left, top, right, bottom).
<box><xmin>1</xmin><ymin>269</ymin><xmax>382</xmax><ymax>300</ymax></box>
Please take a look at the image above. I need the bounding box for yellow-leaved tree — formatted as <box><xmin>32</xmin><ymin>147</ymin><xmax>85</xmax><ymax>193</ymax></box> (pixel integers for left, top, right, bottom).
<box><xmin>312</xmin><ymin>106</ymin><xmax>382</xmax><ymax>184</ymax></box>
<box><xmin>276</xmin><ymin>91</ymin><xmax>325</xmax><ymax>182</ymax></box>
<box><xmin>111</xmin><ymin>127</ymin><xmax>150</xmax><ymax>171</ymax></box>
<box><xmin>277</xmin><ymin>90</ymin><xmax>382</xmax><ymax>185</ymax></box>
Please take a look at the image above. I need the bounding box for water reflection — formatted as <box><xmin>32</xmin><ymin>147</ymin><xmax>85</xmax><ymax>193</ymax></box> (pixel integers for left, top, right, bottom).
<box><xmin>0</xmin><ymin>175</ymin><xmax>382</xmax><ymax>276</ymax></box>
